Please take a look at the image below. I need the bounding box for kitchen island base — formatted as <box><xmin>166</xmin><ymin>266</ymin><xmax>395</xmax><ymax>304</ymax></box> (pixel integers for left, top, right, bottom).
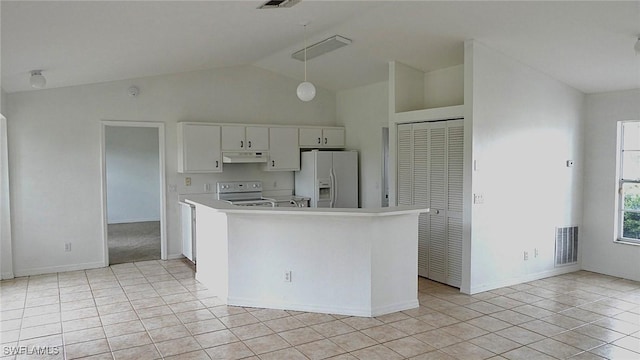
<box><xmin>189</xmin><ymin>198</ymin><xmax>426</xmax><ymax>317</ymax></box>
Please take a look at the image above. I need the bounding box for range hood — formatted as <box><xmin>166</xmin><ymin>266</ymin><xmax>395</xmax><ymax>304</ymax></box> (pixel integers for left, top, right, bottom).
<box><xmin>222</xmin><ymin>151</ymin><xmax>268</xmax><ymax>163</ymax></box>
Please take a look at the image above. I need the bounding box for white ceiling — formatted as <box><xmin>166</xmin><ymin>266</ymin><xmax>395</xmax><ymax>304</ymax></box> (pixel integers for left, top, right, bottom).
<box><xmin>2</xmin><ymin>1</ymin><xmax>639</xmax><ymax>94</ymax></box>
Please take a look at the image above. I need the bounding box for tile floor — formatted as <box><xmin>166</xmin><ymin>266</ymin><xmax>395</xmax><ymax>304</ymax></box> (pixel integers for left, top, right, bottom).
<box><xmin>1</xmin><ymin>259</ymin><xmax>639</xmax><ymax>360</ymax></box>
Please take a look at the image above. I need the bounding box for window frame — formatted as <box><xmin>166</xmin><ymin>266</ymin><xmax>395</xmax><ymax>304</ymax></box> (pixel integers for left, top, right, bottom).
<box><xmin>616</xmin><ymin>120</ymin><xmax>640</xmax><ymax>245</ymax></box>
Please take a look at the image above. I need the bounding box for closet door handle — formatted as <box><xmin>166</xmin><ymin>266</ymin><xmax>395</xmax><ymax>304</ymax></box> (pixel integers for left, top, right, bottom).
<box><xmin>248</xmin><ymin>140</ymin><xmax>252</xmax><ymax>148</ymax></box>
<box><xmin>324</xmin><ymin>137</ymin><xmax>328</xmax><ymax>145</ymax></box>
<box><xmin>215</xmin><ymin>160</ymin><xmax>219</xmax><ymax>168</ymax></box>
<box><xmin>271</xmin><ymin>160</ymin><xmax>275</xmax><ymax>167</ymax></box>
<box><xmin>317</xmin><ymin>137</ymin><xmax>321</xmax><ymax>144</ymax></box>
<box><xmin>240</xmin><ymin>140</ymin><xmax>244</xmax><ymax>148</ymax></box>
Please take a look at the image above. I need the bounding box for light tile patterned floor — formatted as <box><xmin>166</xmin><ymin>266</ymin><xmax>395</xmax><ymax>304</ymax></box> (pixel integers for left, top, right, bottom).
<box><xmin>1</xmin><ymin>259</ymin><xmax>639</xmax><ymax>360</ymax></box>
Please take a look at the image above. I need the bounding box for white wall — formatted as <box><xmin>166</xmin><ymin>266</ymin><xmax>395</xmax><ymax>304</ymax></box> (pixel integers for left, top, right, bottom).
<box><xmin>105</xmin><ymin>126</ymin><xmax>160</xmax><ymax>224</ymax></box>
<box><xmin>467</xmin><ymin>42</ymin><xmax>585</xmax><ymax>293</ymax></box>
<box><xmin>1</xmin><ymin>114</ymin><xmax>14</xmax><ymax>279</ymax></box>
<box><xmin>582</xmin><ymin>89</ymin><xmax>640</xmax><ymax>281</ymax></box>
<box><xmin>424</xmin><ymin>64</ymin><xmax>464</xmax><ymax>109</ymax></box>
<box><xmin>337</xmin><ymin>81</ymin><xmax>388</xmax><ymax>208</ymax></box>
<box><xmin>6</xmin><ymin>65</ymin><xmax>336</xmax><ymax>276</ymax></box>
<box><xmin>1</xmin><ymin>88</ymin><xmax>6</xmax><ymax>114</ymax></box>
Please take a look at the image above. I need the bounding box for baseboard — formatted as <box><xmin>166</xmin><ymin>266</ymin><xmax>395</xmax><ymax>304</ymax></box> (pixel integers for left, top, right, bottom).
<box><xmin>14</xmin><ymin>261</ymin><xmax>106</xmax><ymax>277</ymax></box>
<box><xmin>228</xmin><ymin>296</ymin><xmax>412</xmax><ymax>317</ymax></box>
<box><xmin>1</xmin><ymin>271</ymin><xmax>14</xmax><ymax>280</ymax></box>
<box><xmin>167</xmin><ymin>253</ymin><xmax>185</xmax><ymax>260</ymax></box>
<box><xmin>371</xmin><ymin>300</ymin><xmax>419</xmax><ymax>317</ymax></box>
<box><xmin>469</xmin><ymin>265</ymin><xmax>581</xmax><ymax>294</ymax></box>
<box><xmin>107</xmin><ymin>218</ymin><xmax>161</xmax><ymax>225</ymax></box>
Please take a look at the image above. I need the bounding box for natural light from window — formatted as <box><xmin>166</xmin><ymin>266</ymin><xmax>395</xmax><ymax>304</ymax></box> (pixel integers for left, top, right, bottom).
<box><xmin>617</xmin><ymin>121</ymin><xmax>640</xmax><ymax>244</ymax></box>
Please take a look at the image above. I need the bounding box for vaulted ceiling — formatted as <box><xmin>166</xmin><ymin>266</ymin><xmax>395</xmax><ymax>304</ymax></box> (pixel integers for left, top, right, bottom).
<box><xmin>2</xmin><ymin>1</ymin><xmax>639</xmax><ymax>94</ymax></box>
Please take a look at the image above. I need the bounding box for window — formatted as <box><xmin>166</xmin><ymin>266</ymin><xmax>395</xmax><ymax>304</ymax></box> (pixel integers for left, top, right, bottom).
<box><xmin>617</xmin><ymin>121</ymin><xmax>640</xmax><ymax>244</ymax></box>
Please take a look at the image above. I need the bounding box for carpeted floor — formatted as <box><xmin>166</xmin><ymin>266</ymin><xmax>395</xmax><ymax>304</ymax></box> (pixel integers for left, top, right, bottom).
<box><xmin>108</xmin><ymin>221</ymin><xmax>161</xmax><ymax>265</ymax></box>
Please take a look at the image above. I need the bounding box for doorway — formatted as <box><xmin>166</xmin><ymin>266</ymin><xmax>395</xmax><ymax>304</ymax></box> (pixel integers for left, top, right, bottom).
<box><xmin>101</xmin><ymin>121</ymin><xmax>166</xmax><ymax>265</ymax></box>
<box><xmin>382</xmin><ymin>127</ymin><xmax>390</xmax><ymax>207</ymax></box>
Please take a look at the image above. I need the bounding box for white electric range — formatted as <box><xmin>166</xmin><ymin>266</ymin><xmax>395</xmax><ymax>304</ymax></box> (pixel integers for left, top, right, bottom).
<box><xmin>216</xmin><ymin>181</ymin><xmax>277</xmax><ymax>207</ymax></box>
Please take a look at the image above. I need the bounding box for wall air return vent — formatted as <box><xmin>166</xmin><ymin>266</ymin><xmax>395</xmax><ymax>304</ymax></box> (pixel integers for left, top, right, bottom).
<box><xmin>555</xmin><ymin>226</ymin><xmax>578</xmax><ymax>266</ymax></box>
<box><xmin>258</xmin><ymin>0</ymin><xmax>301</xmax><ymax>9</ymax></box>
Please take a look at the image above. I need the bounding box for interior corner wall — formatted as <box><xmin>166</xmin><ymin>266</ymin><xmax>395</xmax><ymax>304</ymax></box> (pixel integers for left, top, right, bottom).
<box><xmin>337</xmin><ymin>81</ymin><xmax>389</xmax><ymax>208</ymax></box>
<box><xmin>106</xmin><ymin>126</ymin><xmax>160</xmax><ymax>224</ymax></box>
<box><xmin>468</xmin><ymin>42</ymin><xmax>585</xmax><ymax>293</ymax></box>
<box><xmin>6</xmin><ymin>65</ymin><xmax>337</xmax><ymax>276</ymax></box>
<box><xmin>1</xmin><ymin>114</ymin><xmax>14</xmax><ymax>279</ymax></box>
<box><xmin>1</xmin><ymin>88</ymin><xmax>6</xmax><ymax>114</ymax></box>
<box><xmin>582</xmin><ymin>89</ymin><xmax>640</xmax><ymax>281</ymax></box>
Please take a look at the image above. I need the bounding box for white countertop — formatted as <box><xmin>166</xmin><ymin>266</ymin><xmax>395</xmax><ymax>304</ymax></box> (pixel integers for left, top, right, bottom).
<box><xmin>184</xmin><ymin>194</ymin><xmax>428</xmax><ymax>217</ymax></box>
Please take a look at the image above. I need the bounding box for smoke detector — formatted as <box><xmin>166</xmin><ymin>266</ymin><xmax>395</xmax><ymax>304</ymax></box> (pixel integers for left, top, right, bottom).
<box><xmin>257</xmin><ymin>0</ymin><xmax>301</xmax><ymax>9</ymax></box>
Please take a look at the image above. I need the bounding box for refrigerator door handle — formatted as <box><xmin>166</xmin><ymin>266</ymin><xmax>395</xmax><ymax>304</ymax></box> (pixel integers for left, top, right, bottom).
<box><xmin>329</xmin><ymin>168</ymin><xmax>335</xmax><ymax>208</ymax></box>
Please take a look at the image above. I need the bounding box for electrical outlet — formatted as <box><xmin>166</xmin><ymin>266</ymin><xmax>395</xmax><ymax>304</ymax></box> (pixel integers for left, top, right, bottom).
<box><xmin>185</xmin><ymin>177</ymin><xmax>192</xmax><ymax>186</ymax></box>
<box><xmin>534</xmin><ymin>248</ymin><xmax>539</xmax><ymax>258</ymax></box>
<box><xmin>64</xmin><ymin>243</ymin><xmax>72</xmax><ymax>252</ymax></box>
<box><xmin>523</xmin><ymin>251</ymin><xmax>529</xmax><ymax>261</ymax></box>
<box><xmin>474</xmin><ymin>193</ymin><xmax>484</xmax><ymax>204</ymax></box>
<box><xmin>284</xmin><ymin>271</ymin><xmax>292</xmax><ymax>282</ymax></box>
<box><xmin>204</xmin><ymin>183</ymin><xmax>211</xmax><ymax>192</ymax></box>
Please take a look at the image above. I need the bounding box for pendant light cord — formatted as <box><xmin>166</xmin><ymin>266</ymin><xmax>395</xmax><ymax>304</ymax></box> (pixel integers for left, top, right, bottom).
<box><xmin>303</xmin><ymin>24</ymin><xmax>308</xmax><ymax>81</ymax></box>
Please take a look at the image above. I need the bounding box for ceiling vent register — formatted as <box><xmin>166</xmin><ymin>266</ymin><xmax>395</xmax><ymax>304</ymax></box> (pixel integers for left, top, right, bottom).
<box><xmin>257</xmin><ymin>0</ymin><xmax>301</xmax><ymax>9</ymax></box>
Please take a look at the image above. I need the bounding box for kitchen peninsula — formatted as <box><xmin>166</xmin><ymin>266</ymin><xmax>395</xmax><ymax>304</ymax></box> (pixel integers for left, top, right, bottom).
<box><xmin>186</xmin><ymin>195</ymin><xmax>428</xmax><ymax>317</ymax></box>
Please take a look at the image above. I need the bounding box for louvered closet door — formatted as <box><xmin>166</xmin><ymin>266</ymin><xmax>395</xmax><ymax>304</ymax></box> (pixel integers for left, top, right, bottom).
<box><xmin>446</xmin><ymin>121</ymin><xmax>464</xmax><ymax>287</ymax></box>
<box><xmin>413</xmin><ymin>123</ymin><xmax>429</xmax><ymax>278</ymax></box>
<box><xmin>428</xmin><ymin>122</ymin><xmax>447</xmax><ymax>284</ymax></box>
<box><xmin>397</xmin><ymin>124</ymin><xmax>414</xmax><ymax>206</ymax></box>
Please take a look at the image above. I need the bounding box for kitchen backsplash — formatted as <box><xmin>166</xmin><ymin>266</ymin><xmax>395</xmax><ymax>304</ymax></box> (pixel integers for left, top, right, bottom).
<box><xmin>175</xmin><ymin>163</ymin><xmax>294</xmax><ymax>197</ymax></box>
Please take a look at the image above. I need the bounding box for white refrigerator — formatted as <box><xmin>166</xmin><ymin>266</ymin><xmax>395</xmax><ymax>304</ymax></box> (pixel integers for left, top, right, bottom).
<box><xmin>295</xmin><ymin>150</ymin><xmax>358</xmax><ymax>208</ymax></box>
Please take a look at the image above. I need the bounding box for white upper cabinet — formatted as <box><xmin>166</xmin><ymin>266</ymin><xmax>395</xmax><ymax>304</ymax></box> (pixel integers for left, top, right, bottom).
<box><xmin>265</xmin><ymin>127</ymin><xmax>300</xmax><ymax>171</ymax></box>
<box><xmin>299</xmin><ymin>127</ymin><xmax>345</xmax><ymax>148</ymax></box>
<box><xmin>322</xmin><ymin>128</ymin><xmax>345</xmax><ymax>147</ymax></box>
<box><xmin>222</xmin><ymin>126</ymin><xmax>269</xmax><ymax>151</ymax></box>
<box><xmin>177</xmin><ymin>123</ymin><xmax>222</xmax><ymax>173</ymax></box>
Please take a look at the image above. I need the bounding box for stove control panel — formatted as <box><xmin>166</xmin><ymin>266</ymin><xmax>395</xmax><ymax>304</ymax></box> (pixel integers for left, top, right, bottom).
<box><xmin>217</xmin><ymin>181</ymin><xmax>263</xmax><ymax>194</ymax></box>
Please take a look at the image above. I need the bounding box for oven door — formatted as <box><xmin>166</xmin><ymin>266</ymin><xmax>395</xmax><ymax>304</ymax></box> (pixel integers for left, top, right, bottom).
<box><xmin>228</xmin><ymin>199</ymin><xmax>276</xmax><ymax>207</ymax></box>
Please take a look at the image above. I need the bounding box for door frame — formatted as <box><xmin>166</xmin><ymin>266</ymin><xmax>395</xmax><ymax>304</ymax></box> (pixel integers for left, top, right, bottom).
<box><xmin>100</xmin><ymin>120</ymin><xmax>167</xmax><ymax>266</ymax></box>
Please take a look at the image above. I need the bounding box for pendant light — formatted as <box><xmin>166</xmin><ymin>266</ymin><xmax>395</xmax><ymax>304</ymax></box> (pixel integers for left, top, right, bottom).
<box><xmin>296</xmin><ymin>23</ymin><xmax>316</xmax><ymax>102</ymax></box>
<box><xmin>30</xmin><ymin>70</ymin><xmax>46</xmax><ymax>89</ymax></box>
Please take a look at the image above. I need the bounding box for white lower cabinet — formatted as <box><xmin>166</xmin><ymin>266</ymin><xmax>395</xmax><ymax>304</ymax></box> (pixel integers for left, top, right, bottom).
<box><xmin>177</xmin><ymin>123</ymin><xmax>222</xmax><ymax>173</ymax></box>
<box><xmin>265</xmin><ymin>127</ymin><xmax>299</xmax><ymax>171</ymax></box>
<box><xmin>397</xmin><ymin>119</ymin><xmax>463</xmax><ymax>287</ymax></box>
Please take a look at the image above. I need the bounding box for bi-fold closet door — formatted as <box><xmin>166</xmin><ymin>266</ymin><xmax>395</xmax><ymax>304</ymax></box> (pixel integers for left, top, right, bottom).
<box><xmin>397</xmin><ymin>119</ymin><xmax>463</xmax><ymax>288</ymax></box>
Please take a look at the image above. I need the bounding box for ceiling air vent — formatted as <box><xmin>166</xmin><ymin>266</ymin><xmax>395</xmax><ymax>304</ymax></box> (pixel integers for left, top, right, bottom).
<box><xmin>258</xmin><ymin>0</ymin><xmax>301</xmax><ymax>9</ymax></box>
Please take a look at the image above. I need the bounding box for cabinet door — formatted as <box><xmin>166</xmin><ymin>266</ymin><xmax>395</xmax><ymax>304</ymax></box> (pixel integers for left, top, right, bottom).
<box><xmin>322</xmin><ymin>128</ymin><xmax>345</xmax><ymax>148</ymax></box>
<box><xmin>428</xmin><ymin>122</ymin><xmax>447</xmax><ymax>284</ymax></box>
<box><xmin>412</xmin><ymin>123</ymin><xmax>429</xmax><ymax>278</ymax></box>
<box><xmin>178</xmin><ymin>123</ymin><xmax>222</xmax><ymax>173</ymax></box>
<box><xmin>446</xmin><ymin>121</ymin><xmax>464</xmax><ymax>287</ymax></box>
<box><xmin>299</xmin><ymin>128</ymin><xmax>323</xmax><ymax>147</ymax></box>
<box><xmin>246</xmin><ymin>126</ymin><xmax>269</xmax><ymax>151</ymax></box>
<box><xmin>221</xmin><ymin>126</ymin><xmax>245</xmax><ymax>150</ymax></box>
<box><xmin>266</xmin><ymin>127</ymin><xmax>299</xmax><ymax>171</ymax></box>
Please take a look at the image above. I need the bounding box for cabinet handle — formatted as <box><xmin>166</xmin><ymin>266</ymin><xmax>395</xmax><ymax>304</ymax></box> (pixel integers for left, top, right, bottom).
<box><xmin>248</xmin><ymin>140</ymin><xmax>252</xmax><ymax>148</ymax></box>
<box><xmin>324</xmin><ymin>137</ymin><xmax>328</xmax><ymax>145</ymax></box>
<box><xmin>240</xmin><ymin>140</ymin><xmax>244</xmax><ymax>148</ymax></box>
<box><xmin>271</xmin><ymin>160</ymin><xmax>275</xmax><ymax>167</ymax></box>
<box><xmin>215</xmin><ymin>160</ymin><xmax>219</xmax><ymax>168</ymax></box>
<box><xmin>317</xmin><ymin>137</ymin><xmax>321</xmax><ymax>144</ymax></box>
